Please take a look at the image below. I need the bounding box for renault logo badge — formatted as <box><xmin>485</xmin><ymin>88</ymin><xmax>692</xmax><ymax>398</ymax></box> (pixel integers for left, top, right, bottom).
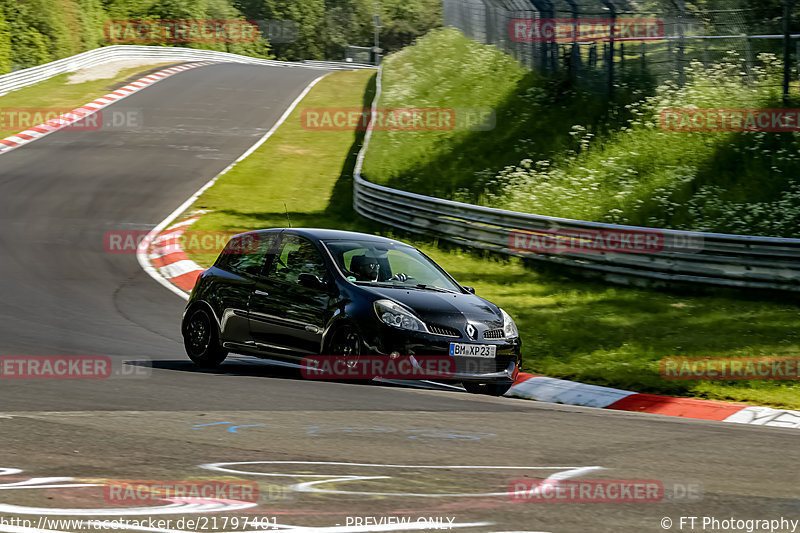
<box><xmin>466</xmin><ymin>324</ymin><xmax>477</xmax><ymax>339</ymax></box>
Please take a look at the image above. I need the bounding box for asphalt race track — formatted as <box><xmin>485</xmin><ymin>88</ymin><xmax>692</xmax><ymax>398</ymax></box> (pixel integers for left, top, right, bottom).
<box><xmin>0</xmin><ymin>63</ymin><xmax>797</xmax><ymax>533</ymax></box>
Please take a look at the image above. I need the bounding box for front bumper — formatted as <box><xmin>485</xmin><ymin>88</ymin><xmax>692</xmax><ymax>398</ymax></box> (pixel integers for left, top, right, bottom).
<box><xmin>366</xmin><ymin>324</ymin><xmax>521</xmax><ymax>383</ymax></box>
<box><xmin>448</xmin><ymin>360</ymin><xmax>518</xmax><ymax>382</ymax></box>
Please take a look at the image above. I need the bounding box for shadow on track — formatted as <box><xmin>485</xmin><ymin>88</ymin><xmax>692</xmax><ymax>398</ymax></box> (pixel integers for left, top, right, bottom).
<box><xmin>143</xmin><ymin>356</ymin><xmax>463</xmax><ymax>393</ymax></box>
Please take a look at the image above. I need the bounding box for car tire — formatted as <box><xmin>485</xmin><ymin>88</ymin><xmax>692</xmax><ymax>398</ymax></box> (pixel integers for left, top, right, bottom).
<box><xmin>486</xmin><ymin>382</ymin><xmax>513</xmax><ymax>397</ymax></box>
<box><xmin>328</xmin><ymin>325</ymin><xmax>364</xmax><ymax>374</ymax></box>
<box><xmin>183</xmin><ymin>307</ymin><xmax>228</xmax><ymax>368</ymax></box>
<box><xmin>329</xmin><ymin>325</ymin><xmax>363</xmax><ymax>355</ymax></box>
<box><xmin>463</xmin><ymin>381</ymin><xmax>512</xmax><ymax>396</ymax></box>
<box><xmin>462</xmin><ymin>382</ymin><xmax>484</xmax><ymax>394</ymax></box>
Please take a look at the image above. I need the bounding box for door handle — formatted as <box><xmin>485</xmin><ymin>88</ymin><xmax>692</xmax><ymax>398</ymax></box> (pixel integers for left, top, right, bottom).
<box><xmin>255</xmin><ymin>290</ymin><xmax>269</xmax><ymax>296</ymax></box>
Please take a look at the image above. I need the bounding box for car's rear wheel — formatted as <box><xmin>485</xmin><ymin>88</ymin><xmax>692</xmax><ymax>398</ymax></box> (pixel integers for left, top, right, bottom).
<box><xmin>184</xmin><ymin>307</ymin><xmax>227</xmax><ymax>368</ymax></box>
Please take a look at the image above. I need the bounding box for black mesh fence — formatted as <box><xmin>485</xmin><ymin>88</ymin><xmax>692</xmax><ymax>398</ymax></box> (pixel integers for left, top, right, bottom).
<box><xmin>443</xmin><ymin>0</ymin><xmax>799</xmax><ymax>97</ymax></box>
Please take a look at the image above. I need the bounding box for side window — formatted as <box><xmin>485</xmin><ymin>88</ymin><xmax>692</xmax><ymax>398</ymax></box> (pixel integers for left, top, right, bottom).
<box><xmin>266</xmin><ymin>235</ymin><xmax>327</xmax><ymax>284</ymax></box>
<box><xmin>219</xmin><ymin>232</ymin><xmax>277</xmax><ymax>277</ymax></box>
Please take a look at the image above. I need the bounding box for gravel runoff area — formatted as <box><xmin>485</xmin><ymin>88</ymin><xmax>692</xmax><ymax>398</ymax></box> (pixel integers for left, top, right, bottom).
<box><xmin>67</xmin><ymin>58</ymin><xmax>176</xmax><ymax>84</ymax></box>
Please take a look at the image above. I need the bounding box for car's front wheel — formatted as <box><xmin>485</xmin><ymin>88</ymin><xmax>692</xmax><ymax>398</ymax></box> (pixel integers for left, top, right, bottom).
<box><xmin>462</xmin><ymin>381</ymin><xmax>513</xmax><ymax>396</ymax></box>
<box><xmin>329</xmin><ymin>325</ymin><xmax>362</xmax><ymax>366</ymax></box>
<box><xmin>462</xmin><ymin>382</ymin><xmax>483</xmax><ymax>394</ymax></box>
<box><xmin>183</xmin><ymin>307</ymin><xmax>228</xmax><ymax>368</ymax></box>
<box><xmin>486</xmin><ymin>381</ymin><xmax>513</xmax><ymax>396</ymax></box>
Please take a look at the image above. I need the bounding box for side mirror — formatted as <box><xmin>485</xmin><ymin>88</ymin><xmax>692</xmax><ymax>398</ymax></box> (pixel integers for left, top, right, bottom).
<box><xmin>463</xmin><ymin>286</ymin><xmax>475</xmax><ymax>294</ymax></box>
<box><xmin>298</xmin><ymin>273</ymin><xmax>326</xmax><ymax>290</ymax></box>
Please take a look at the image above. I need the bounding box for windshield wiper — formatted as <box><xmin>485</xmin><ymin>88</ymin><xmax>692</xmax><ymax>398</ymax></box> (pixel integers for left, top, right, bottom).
<box><xmin>357</xmin><ymin>281</ymin><xmax>458</xmax><ymax>293</ymax></box>
<box><xmin>412</xmin><ymin>284</ymin><xmax>458</xmax><ymax>294</ymax></box>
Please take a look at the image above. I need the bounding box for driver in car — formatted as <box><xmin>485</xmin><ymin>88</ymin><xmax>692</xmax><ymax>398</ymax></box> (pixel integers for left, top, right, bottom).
<box><xmin>353</xmin><ymin>255</ymin><xmax>409</xmax><ymax>282</ymax></box>
<box><xmin>354</xmin><ymin>256</ymin><xmax>381</xmax><ymax>281</ymax></box>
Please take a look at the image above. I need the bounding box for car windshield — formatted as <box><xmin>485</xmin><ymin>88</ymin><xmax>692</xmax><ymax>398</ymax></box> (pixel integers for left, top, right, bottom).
<box><xmin>323</xmin><ymin>239</ymin><xmax>462</xmax><ymax>292</ymax></box>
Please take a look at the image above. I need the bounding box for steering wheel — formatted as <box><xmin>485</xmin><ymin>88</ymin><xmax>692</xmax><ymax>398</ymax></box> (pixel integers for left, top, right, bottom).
<box><xmin>388</xmin><ymin>273</ymin><xmax>412</xmax><ymax>282</ymax></box>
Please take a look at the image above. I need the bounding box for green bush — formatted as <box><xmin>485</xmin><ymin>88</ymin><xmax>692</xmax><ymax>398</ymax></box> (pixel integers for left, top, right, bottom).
<box><xmin>485</xmin><ymin>53</ymin><xmax>800</xmax><ymax>236</ymax></box>
<box><xmin>362</xmin><ymin>29</ymin><xmax>648</xmax><ymax>197</ymax></box>
<box><xmin>364</xmin><ymin>29</ymin><xmax>800</xmax><ymax>237</ymax></box>
<box><xmin>0</xmin><ymin>10</ymin><xmax>11</xmax><ymax>74</ymax></box>
<box><xmin>233</xmin><ymin>0</ymin><xmax>441</xmax><ymax>61</ymax></box>
<box><xmin>0</xmin><ymin>0</ymin><xmax>434</xmax><ymax>72</ymax></box>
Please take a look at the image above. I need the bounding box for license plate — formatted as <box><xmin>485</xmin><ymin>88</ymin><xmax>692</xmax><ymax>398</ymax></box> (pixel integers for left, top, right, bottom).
<box><xmin>449</xmin><ymin>343</ymin><xmax>496</xmax><ymax>358</ymax></box>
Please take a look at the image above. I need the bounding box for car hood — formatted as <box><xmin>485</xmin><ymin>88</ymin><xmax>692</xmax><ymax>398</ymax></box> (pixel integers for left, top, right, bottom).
<box><xmin>364</xmin><ymin>286</ymin><xmax>503</xmax><ymax>328</ymax></box>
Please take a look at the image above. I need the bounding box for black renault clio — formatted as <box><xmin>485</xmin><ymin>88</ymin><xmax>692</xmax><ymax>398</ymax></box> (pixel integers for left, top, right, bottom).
<box><xmin>181</xmin><ymin>229</ymin><xmax>521</xmax><ymax>395</ymax></box>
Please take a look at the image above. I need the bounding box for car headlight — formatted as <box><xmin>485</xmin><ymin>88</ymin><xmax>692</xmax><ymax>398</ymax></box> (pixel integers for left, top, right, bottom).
<box><xmin>500</xmin><ymin>308</ymin><xmax>518</xmax><ymax>338</ymax></box>
<box><xmin>374</xmin><ymin>299</ymin><xmax>427</xmax><ymax>332</ymax></box>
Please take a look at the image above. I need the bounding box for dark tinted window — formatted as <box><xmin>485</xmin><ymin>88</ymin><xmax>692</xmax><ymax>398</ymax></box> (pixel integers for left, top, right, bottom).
<box><xmin>266</xmin><ymin>234</ymin><xmax>327</xmax><ymax>284</ymax></box>
<box><xmin>323</xmin><ymin>239</ymin><xmax>460</xmax><ymax>290</ymax></box>
<box><xmin>217</xmin><ymin>232</ymin><xmax>278</xmax><ymax>277</ymax></box>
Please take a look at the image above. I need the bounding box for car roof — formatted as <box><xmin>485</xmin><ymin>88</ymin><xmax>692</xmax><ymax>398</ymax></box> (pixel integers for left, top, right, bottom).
<box><xmin>249</xmin><ymin>228</ymin><xmax>410</xmax><ymax>246</ymax></box>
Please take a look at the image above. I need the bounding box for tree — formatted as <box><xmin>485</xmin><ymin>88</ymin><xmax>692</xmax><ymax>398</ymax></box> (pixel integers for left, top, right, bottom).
<box><xmin>0</xmin><ymin>9</ymin><xmax>10</xmax><ymax>73</ymax></box>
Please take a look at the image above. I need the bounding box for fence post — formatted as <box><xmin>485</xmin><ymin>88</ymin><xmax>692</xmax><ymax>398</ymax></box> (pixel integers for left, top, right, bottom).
<box><xmin>641</xmin><ymin>40</ymin><xmax>647</xmax><ymax>74</ymax></box>
<box><xmin>529</xmin><ymin>0</ymin><xmax>555</xmax><ymax>72</ymax></box>
<box><xmin>564</xmin><ymin>0</ymin><xmax>580</xmax><ymax>76</ymax></box>
<box><xmin>481</xmin><ymin>0</ymin><xmax>495</xmax><ymax>45</ymax></box>
<box><xmin>784</xmin><ymin>0</ymin><xmax>796</xmax><ymax>105</ymax></box>
<box><xmin>670</xmin><ymin>0</ymin><xmax>687</xmax><ymax>87</ymax></box>
<box><xmin>744</xmin><ymin>37</ymin><xmax>755</xmax><ymax>84</ymax></box>
<box><xmin>797</xmin><ymin>41</ymin><xmax>800</xmax><ymax>86</ymax></box>
<box><xmin>601</xmin><ymin>0</ymin><xmax>617</xmax><ymax>99</ymax></box>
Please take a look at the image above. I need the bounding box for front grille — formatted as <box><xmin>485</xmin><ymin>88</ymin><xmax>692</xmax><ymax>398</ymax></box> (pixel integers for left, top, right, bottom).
<box><xmin>428</xmin><ymin>324</ymin><xmax>460</xmax><ymax>337</ymax></box>
<box><xmin>483</xmin><ymin>328</ymin><xmax>504</xmax><ymax>339</ymax></box>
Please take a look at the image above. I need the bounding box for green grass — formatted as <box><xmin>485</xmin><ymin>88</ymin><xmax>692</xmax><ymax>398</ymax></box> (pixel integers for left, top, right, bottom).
<box><xmin>181</xmin><ymin>68</ymin><xmax>800</xmax><ymax>410</ymax></box>
<box><xmin>361</xmin><ymin>28</ymin><xmax>653</xmax><ymax>204</ymax></box>
<box><xmin>187</xmin><ymin>69</ymin><xmax>377</xmax><ymax>240</ymax></box>
<box><xmin>362</xmin><ymin>29</ymin><xmax>800</xmax><ymax>237</ymax></box>
<box><xmin>0</xmin><ymin>62</ymin><xmax>175</xmax><ymax>139</ymax></box>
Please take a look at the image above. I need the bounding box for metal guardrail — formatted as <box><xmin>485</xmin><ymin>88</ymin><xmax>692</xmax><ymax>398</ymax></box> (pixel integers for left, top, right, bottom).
<box><xmin>7</xmin><ymin>47</ymin><xmax>798</xmax><ymax>291</ymax></box>
<box><xmin>302</xmin><ymin>60</ymin><xmax>376</xmax><ymax>69</ymax></box>
<box><xmin>0</xmin><ymin>45</ymin><xmax>356</xmax><ymax>97</ymax></box>
<box><xmin>353</xmin><ymin>67</ymin><xmax>800</xmax><ymax>292</ymax></box>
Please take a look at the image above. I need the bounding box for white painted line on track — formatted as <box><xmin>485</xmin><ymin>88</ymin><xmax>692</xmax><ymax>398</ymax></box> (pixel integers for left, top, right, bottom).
<box><xmin>201</xmin><ymin>461</ymin><xmax>605</xmax><ymax>498</ymax></box>
<box><xmin>0</xmin><ymin>63</ymin><xmax>212</xmax><ymax>156</ymax></box>
<box><xmin>137</xmin><ymin>72</ymin><xmax>332</xmax><ymax>300</ymax></box>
